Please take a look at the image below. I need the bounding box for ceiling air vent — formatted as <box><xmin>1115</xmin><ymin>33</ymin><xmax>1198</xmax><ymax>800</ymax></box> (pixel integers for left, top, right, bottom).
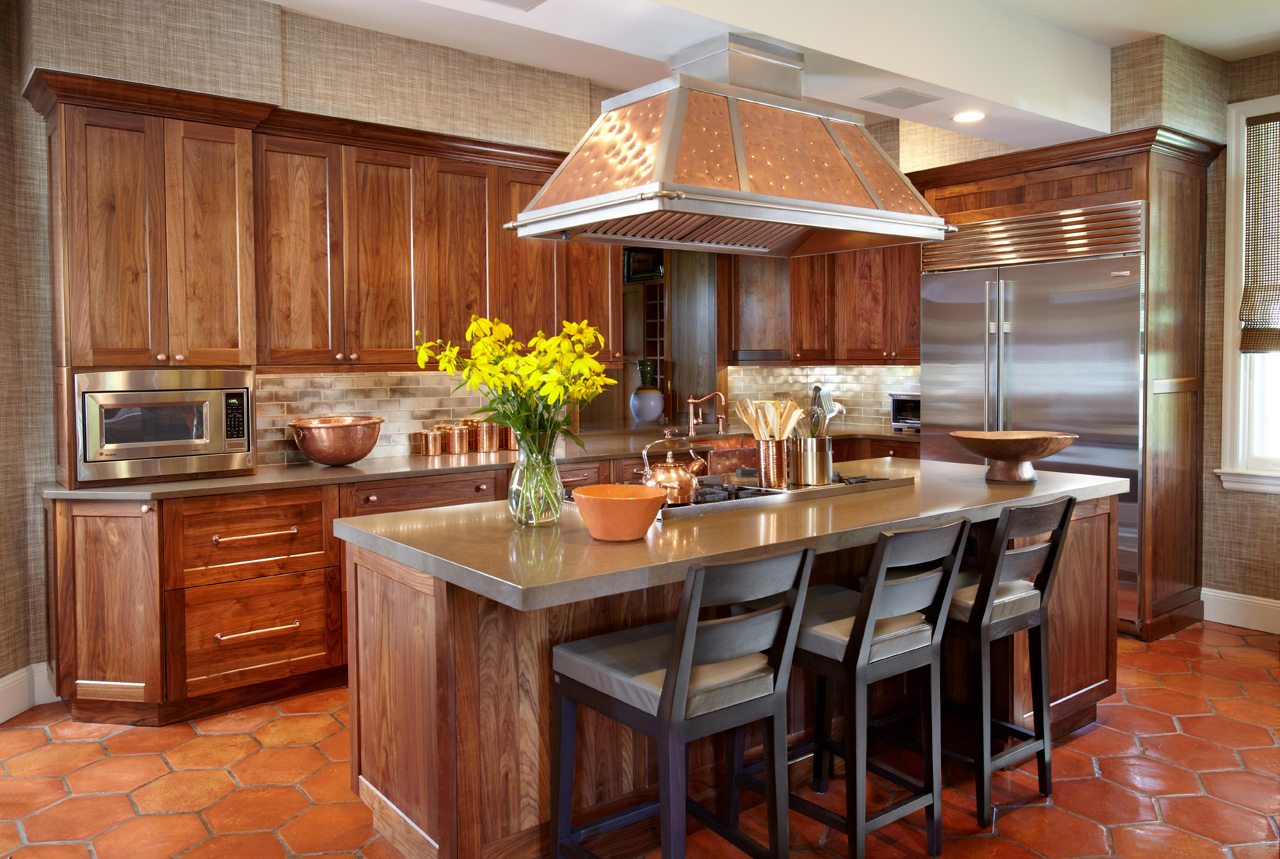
<box><xmin>862</xmin><ymin>88</ymin><xmax>944</xmax><ymax>110</ymax></box>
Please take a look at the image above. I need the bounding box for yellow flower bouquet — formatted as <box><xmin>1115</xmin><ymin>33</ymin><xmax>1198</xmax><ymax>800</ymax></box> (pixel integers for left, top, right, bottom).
<box><xmin>416</xmin><ymin>316</ymin><xmax>615</xmax><ymax>525</ymax></box>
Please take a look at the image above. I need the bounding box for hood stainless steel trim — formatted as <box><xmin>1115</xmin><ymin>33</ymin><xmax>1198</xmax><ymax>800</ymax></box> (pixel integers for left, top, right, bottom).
<box><xmin>512</xmin><ymin>38</ymin><xmax>948</xmax><ymax>257</ymax></box>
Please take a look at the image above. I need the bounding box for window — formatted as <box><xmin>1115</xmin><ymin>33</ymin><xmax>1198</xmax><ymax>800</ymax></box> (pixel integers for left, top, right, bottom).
<box><xmin>1220</xmin><ymin>94</ymin><xmax>1280</xmax><ymax>493</ymax></box>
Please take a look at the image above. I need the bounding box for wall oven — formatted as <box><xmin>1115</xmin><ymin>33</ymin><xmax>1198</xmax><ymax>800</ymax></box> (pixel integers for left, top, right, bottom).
<box><xmin>889</xmin><ymin>392</ymin><xmax>921</xmax><ymax>431</ymax></box>
<box><xmin>75</xmin><ymin>369</ymin><xmax>253</xmax><ymax>482</ymax></box>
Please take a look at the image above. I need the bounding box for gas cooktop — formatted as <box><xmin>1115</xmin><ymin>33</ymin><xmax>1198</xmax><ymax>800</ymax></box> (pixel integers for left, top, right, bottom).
<box><xmin>653</xmin><ymin>472</ymin><xmax>915</xmax><ymax>521</ymax></box>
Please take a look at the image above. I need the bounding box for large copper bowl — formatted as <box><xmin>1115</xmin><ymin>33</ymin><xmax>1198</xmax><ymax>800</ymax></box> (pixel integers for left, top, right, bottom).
<box><xmin>572</xmin><ymin>484</ymin><xmax>666</xmax><ymax>541</ymax></box>
<box><xmin>288</xmin><ymin>415</ymin><xmax>385</xmax><ymax>466</ymax></box>
<box><xmin>950</xmin><ymin>430</ymin><xmax>1078</xmax><ymax>484</ymax></box>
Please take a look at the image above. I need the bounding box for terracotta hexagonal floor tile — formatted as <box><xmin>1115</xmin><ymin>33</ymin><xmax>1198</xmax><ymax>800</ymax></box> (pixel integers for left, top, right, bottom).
<box><xmin>1058</xmin><ymin>723</ymin><xmax>1139</xmax><ymax>758</ymax></box>
<box><xmin>1111</xmin><ymin>823</ymin><xmax>1229</xmax><ymax>859</ymax></box>
<box><xmin>1139</xmin><ymin>733</ymin><xmax>1241</xmax><ymax>772</ymax></box>
<box><xmin>1119</xmin><ymin>651</ymin><xmax>1190</xmax><ymax>675</ymax></box>
<box><xmin>203</xmin><ymin>785</ymin><xmax>311</xmax><ymax>834</ymax></box>
<box><xmin>0</xmin><ymin>821</ymin><xmax>19</xmax><ymax>854</ymax></box>
<box><xmin>275</xmin><ymin>686</ymin><xmax>348</xmax><ymax>715</ymax></box>
<box><xmin>1161</xmin><ymin>672</ymin><xmax>1244</xmax><ymax>699</ymax></box>
<box><xmin>1180</xmin><ymin>715</ymin><xmax>1275</xmax><ymax>749</ymax></box>
<box><xmin>1198</xmin><ymin>659</ymin><xmax>1274</xmax><ymax>683</ymax></box>
<box><xmin>1243</xmin><ymin>633</ymin><xmax>1278</xmax><ymax>647</ymax></box>
<box><xmin>1038</xmin><ymin>746</ymin><xmax>1095</xmax><ymax>780</ymax></box>
<box><xmin>252</xmin><ymin>713</ymin><xmax>342</xmax><ymax>747</ymax></box>
<box><xmin>1177</xmin><ymin>626</ymin><xmax>1246</xmax><ymax>647</ymax></box>
<box><xmin>996</xmin><ymin>805</ymin><xmax>1107</xmax><ymax>859</ymax></box>
<box><xmin>23</xmin><ymin>794</ymin><xmax>133</xmax><ymax>841</ymax></box>
<box><xmin>192</xmin><ymin>704</ymin><xmax>280</xmax><ymax>735</ymax></box>
<box><xmin>1116</xmin><ymin>665</ymin><xmax>1162</xmax><ymax>688</ymax></box>
<box><xmin>1212</xmin><ymin>697</ymin><xmax>1280</xmax><ymax>728</ymax></box>
<box><xmin>1124</xmin><ymin>687</ymin><xmax>1214</xmax><ymax>717</ymax></box>
<box><xmin>1051</xmin><ymin>777</ymin><xmax>1158</xmax><ymax>825</ymax></box>
<box><xmin>65</xmin><ymin>754</ymin><xmax>169</xmax><ymax>793</ymax></box>
<box><xmin>0</xmin><ymin>728</ymin><xmax>49</xmax><ymax>760</ymax></box>
<box><xmin>1098</xmin><ymin>702</ymin><xmax>1179</xmax><ymax>734</ymax></box>
<box><xmin>0</xmin><ymin>702</ymin><xmax>68</xmax><ymax>729</ymax></box>
<box><xmin>103</xmin><ymin>723</ymin><xmax>196</xmax><ymax>755</ymax></box>
<box><xmin>300</xmin><ymin>761</ymin><xmax>359</xmax><ymax>803</ymax></box>
<box><xmin>1201</xmin><ymin>769</ymin><xmax>1280</xmax><ymax>815</ymax></box>
<box><xmin>279</xmin><ymin>802</ymin><xmax>374</xmax><ymax>853</ymax></box>
<box><xmin>182</xmin><ymin>832</ymin><xmax>288</xmax><ymax>859</ymax></box>
<box><xmin>1243</xmin><ymin>681</ymin><xmax>1280</xmax><ymax>704</ymax></box>
<box><xmin>91</xmin><ymin>813</ymin><xmax>208</xmax><ymax>859</ymax></box>
<box><xmin>231</xmin><ymin>746</ymin><xmax>328</xmax><ymax>785</ymax></box>
<box><xmin>132</xmin><ymin>769</ymin><xmax>236</xmax><ymax>813</ymax></box>
<box><xmin>1240</xmin><ymin>746</ymin><xmax>1280</xmax><ymax>778</ymax></box>
<box><xmin>164</xmin><ymin>734</ymin><xmax>260</xmax><ymax>769</ymax></box>
<box><xmin>360</xmin><ymin>836</ymin><xmax>408</xmax><ymax>859</ymax></box>
<box><xmin>1234</xmin><ymin>843</ymin><xmax>1280</xmax><ymax>859</ymax></box>
<box><xmin>5</xmin><ymin>740</ymin><xmax>103</xmax><ymax>777</ymax></box>
<box><xmin>7</xmin><ymin>845</ymin><xmax>92</xmax><ymax>858</ymax></box>
<box><xmin>318</xmin><ymin>727</ymin><xmax>352</xmax><ymax>762</ymax></box>
<box><xmin>1099</xmin><ymin>755</ymin><xmax>1201</xmax><ymax>796</ymax></box>
<box><xmin>1218</xmin><ymin>646</ymin><xmax>1280</xmax><ymax>669</ymax></box>
<box><xmin>334</xmin><ymin>705</ymin><xmax>349</xmax><ymax>725</ymax></box>
<box><xmin>1159</xmin><ymin>795</ymin><xmax>1275</xmax><ymax>845</ymax></box>
<box><xmin>0</xmin><ymin>776</ymin><xmax>67</xmax><ymax>817</ymax></box>
<box><xmin>1147</xmin><ymin>638</ymin><xmax>1219</xmax><ymax>660</ymax></box>
<box><xmin>46</xmin><ymin>721</ymin><xmax>123</xmax><ymax>741</ymax></box>
<box><xmin>1116</xmin><ymin>637</ymin><xmax>1147</xmax><ymax>653</ymax></box>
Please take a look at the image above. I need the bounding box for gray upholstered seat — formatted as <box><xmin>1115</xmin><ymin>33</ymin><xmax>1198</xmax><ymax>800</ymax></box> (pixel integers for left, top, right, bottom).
<box><xmin>553</xmin><ymin>621</ymin><xmax>775</xmax><ymax>719</ymax></box>
<box><xmin>796</xmin><ymin>583</ymin><xmax>931</xmax><ymax>663</ymax></box>
<box><xmin>947</xmin><ymin>571</ymin><xmax>1041</xmax><ymax>622</ymax></box>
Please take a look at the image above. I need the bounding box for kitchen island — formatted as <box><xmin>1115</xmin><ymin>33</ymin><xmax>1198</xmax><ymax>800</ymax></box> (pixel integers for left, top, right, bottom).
<box><xmin>335</xmin><ymin>458</ymin><xmax>1125</xmax><ymax>859</ymax></box>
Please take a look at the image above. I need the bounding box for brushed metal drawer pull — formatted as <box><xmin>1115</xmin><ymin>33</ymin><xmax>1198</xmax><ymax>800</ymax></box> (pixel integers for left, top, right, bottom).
<box><xmin>561</xmin><ymin>474</ymin><xmax>593</xmax><ymax>485</ymax></box>
<box><xmin>211</xmin><ymin>526</ymin><xmax>298</xmax><ymax>546</ymax></box>
<box><xmin>214</xmin><ymin>620</ymin><xmax>301</xmax><ymax>643</ymax></box>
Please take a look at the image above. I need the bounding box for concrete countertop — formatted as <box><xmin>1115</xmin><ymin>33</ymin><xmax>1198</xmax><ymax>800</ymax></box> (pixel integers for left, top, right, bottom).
<box><xmin>334</xmin><ymin>458</ymin><xmax>1127</xmax><ymax>612</ymax></box>
<box><xmin>39</xmin><ymin>422</ymin><xmax>918</xmax><ymax>500</ymax></box>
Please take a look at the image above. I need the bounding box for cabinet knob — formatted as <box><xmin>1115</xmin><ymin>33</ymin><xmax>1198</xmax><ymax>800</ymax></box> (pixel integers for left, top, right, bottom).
<box><xmin>476</xmin><ymin>483</ymin><xmax>488</xmax><ymax>492</ymax></box>
<box><xmin>891</xmin><ymin>351</ymin><xmax>896</xmax><ymax>358</ymax></box>
<box><xmin>174</xmin><ymin>354</ymin><xmax>185</xmax><ymax>362</ymax></box>
<box><xmin>140</xmin><ymin>504</ymin><xmax>152</xmax><ymax>514</ymax></box>
<box><xmin>349</xmin><ymin>353</ymin><xmax>359</xmax><ymax>361</ymax></box>
<box><xmin>156</xmin><ymin>353</ymin><xmax>167</xmax><ymax>362</ymax></box>
<box><xmin>365</xmin><ymin>495</ymin><xmax>378</xmax><ymax>503</ymax></box>
<box><xmin>888</xmin><ymin>450</ymin><xmax>895</xmax><ymax>456</ymax></box>
<box><xmin>613</xmin><ymin>352</ymin><xmax>621</xmax><ymax>359</ymax></box>
<box><xmin>882</xmin><ymin>351</ymin><xmax>888</xmax><ymax>357</ymax></box>
<box><xmin>794</xmin><ymin>352</ymin><xmax>800</xmax><ymax>358</ymax></box>
<box><xmin>335</xmin><ymin>353</ymin><xmax>345</xmax><ymax>360</ymax></box>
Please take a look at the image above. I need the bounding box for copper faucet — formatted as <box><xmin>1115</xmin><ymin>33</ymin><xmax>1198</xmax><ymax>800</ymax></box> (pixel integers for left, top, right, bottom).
<box><xmin>687</xmin><ymin>391</ymin><xmax>726</xmax><ymax>437</ymax></box>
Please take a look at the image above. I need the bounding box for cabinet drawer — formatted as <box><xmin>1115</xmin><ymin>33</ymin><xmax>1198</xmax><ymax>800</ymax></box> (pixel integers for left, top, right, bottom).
<box><xmin>560</xmin><ymin>463</ymin><xmax>608</xmax><ymax>490</ymax></box>
<box><xmin>169</xmin><ymin>569</ymin><xmax>340</xmax><ymax>698</ymax></box>
<box><xmin>341</xmin><ymin>471</ymin><xmax>500</xmax><ymax>516</ymax></box>
<box><xmin>165</xmin><ymin>486</ymin><xmax>338</xmax><ymax>589</ymax></box>
<box><xmin>610</xmin><ymin>457</ymin><xmax>647</xmax><ymax>483</ymax></box>
<box><xmin>866</xmin><ymin>438</ymin><xmax>919</xmax><ymax>459</ymax></box>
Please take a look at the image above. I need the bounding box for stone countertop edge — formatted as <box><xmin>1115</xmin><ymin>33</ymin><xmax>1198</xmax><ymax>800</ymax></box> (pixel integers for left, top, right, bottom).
<box><xmin>38</xmin><ymin>423</ymin><xmax>918</xmax><ymax>500</ymax></box>
<box><xmin>333</xmin><ymin>461</ymin><xmax>1129</xmax><ymax>612</ymax></box>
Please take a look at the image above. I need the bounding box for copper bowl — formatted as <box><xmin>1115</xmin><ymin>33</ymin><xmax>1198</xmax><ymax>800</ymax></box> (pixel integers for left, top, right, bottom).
<box><xmin>572</xmin><ymin>484</ymin><xmax>666</xmax><ymax>542</ymax></box>
<box><xmin>288</xmin><ymin>415</ymin><xmax>385</xmax><ymax>466</ymax></box>
<box><xmin>949</xmin><ymin>430</ymin><xmax>1078</xmax><ymax>484</ymax></box>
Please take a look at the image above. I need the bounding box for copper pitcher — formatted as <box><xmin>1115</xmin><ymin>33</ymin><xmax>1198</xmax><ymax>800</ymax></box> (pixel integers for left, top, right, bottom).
<box><xmin>640</xmin><ymin>439</ymin><xmax>706</xmax><ymax>505</ymax></box>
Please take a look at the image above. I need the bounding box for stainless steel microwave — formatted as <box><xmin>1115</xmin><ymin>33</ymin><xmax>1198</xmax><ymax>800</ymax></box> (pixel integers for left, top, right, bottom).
<box><xmin>75</xmin><ymin>369</ymin><xmax>253</xmax><ymax>482</ymax></box>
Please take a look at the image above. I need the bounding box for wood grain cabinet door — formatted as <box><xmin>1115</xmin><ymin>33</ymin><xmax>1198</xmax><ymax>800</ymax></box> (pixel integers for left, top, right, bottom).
<box><xmin>731</xmin><ymin>256</ymin><xmax>790</xmax><ymax>362</ymax></box>
<box><xmin>164</xmin><ymin>120</ymin><xmax>255</xmax><ymax>366</ymax></box>
<box><xmin>789</xmin><ymin>254</ymin><xmax>833</xmax><ymax>361</ymax></box>
<box><xmin>490</xmin><ymin>167</ymin><xmax>560</xmax><ymax>337</ymax></box>
<box><xmin>426</xmin><ymin>159</ymin><xmax>488</xmax><ymax>347</ymax></box>
<box><xmin>833</xmin><ymin>247</ymin><xmax>890</xmax><ymax>362</ymax></box>
<box><xmin>563</xmin><ymin>243</ymin><xmax>623</xmax><ymax>362</ymax></box>
<box><xmin>342</xmin><ymin>146</ymin><xmax>429</xmax><ymax>365</ymax></box>
<box><xmin>255</xmin><ymin>135</ymin><xmax>345</xmax><ymax>366</ymax></box>
<box><xmin>885</xmin><ymin>244</ymin><xmax>921</xmax><ymax>363</ymax></box>
<box><xmin>63</xmin><ymin>106</ymin><xmax>168</xmax><ymax>367</ymax></box>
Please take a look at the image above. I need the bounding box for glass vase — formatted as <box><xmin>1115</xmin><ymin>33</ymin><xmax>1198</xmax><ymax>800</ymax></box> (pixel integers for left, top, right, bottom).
<box><xmin>508</xmin><ymin>439</ymin><xmax>563</xmax><ymax>526</ymax></box>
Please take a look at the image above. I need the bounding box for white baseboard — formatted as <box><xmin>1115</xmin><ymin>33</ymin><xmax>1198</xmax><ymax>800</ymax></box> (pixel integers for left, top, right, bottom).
<box><xmin>1201</xmin><ymin>588</ymin><xmax>1280</xmax><ymax>634</ymax></box>
<box><xmin>0</xmin><ymin>663</ymin><xmax>59</xmax><ymax>725</ymax></box>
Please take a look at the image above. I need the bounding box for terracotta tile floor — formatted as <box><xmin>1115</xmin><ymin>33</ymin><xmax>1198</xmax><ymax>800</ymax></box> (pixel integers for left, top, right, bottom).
<box><xmin>1</xmin><ymin>621</ymin><xmax>1276</xmax><ymax>858</ymax></box>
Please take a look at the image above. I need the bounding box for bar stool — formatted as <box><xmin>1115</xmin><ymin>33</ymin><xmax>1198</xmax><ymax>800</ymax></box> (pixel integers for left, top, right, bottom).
<box><xmin>731</xmin><ymin>520</ymin><xmax>968</xmax><ymax>859</ymax></box>
<box><xmin>550</xmin><ymin>549</ymin><xmax>814</xmax><ymax>859</ymax></box>
<box><xmin>946</xmin><ymin>496</ymin><xmax>1075</xmax><ymax>827</ymax></box>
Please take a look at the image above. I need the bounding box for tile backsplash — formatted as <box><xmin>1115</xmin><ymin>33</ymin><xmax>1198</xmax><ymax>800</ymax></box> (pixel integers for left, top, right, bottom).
<box><xmin>255</xmin><ymin>372</ymin><xmax>484</xmax><ymax>465</ymax></box>
<box><xmin>725</xmin><ymin>365</ymin><xmax>920</xmax><ymax>431</ymax></box>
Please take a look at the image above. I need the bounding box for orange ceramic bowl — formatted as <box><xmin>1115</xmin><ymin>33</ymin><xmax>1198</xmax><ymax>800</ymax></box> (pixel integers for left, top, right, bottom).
<box><xmin>572</xmin><ymin>484</ymin><xmax>667</xmax><ymax>542</ymax></box>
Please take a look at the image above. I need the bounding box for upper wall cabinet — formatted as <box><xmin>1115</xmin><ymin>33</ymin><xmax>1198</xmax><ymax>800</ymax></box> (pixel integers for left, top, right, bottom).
<box><xmin>426</xmin><ymin>160</ymin><xmax>489</xmax><ymax>348</ymax></box>
<box><xmin>562</xmin><ymin>243</ymin><xmax>624</xmax><ymax>362</ymax></box>
<box><xmin>55</xmin><ymin>106</ymin><xmax>255</xmax><ymax>367</ymax></box>
<box><xmin>833</xmin><ymin>244</ymin><xmax>920</xmax><ymax>364</ymax></box>
<box><xmin>490</xmin><ymin>168</ymin><xmax>561</xmax><ymax>339</ymax></box>
<box><xmin>729</xmin><ymin>256</ymin><xmax>791</xmax><ymax>362</ymax></box>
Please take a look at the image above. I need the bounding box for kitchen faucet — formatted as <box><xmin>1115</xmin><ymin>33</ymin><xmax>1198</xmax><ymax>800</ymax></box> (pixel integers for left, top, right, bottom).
<box><xmin>686</xmin><ymin>391</ymin><xmax>726</xmax><ymax>437</ymax></box>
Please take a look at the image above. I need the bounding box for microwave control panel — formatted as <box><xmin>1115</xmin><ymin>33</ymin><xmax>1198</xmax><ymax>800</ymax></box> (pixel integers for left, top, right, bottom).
<box><xmin>225</xmin><ymin>391</ymin><xmax>249</xmax><ymax>450</ymax></box>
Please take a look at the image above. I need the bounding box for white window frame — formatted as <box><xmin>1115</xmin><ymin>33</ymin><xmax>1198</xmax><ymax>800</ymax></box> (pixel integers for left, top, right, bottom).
<box><xmin>1219</xmin><ymin>93</ymin><xmax>1280</xmax><ymax>494</ymax></box>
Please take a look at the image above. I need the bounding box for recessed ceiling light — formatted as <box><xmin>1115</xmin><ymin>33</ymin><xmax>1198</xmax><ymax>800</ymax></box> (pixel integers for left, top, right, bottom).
<box><xmin>953</xmin><ymin>110</ymin><xmax>986</xmax><ymax>123</ymax></box>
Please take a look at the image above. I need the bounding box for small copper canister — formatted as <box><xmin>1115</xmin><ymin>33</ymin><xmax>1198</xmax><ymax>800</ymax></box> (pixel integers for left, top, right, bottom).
<box><xmin>504</xmin><ymin>426</ymin><xmax>519</xmax><ymax>450</ymax></box>
<box><xmin>446</xmin><ymin>424</ymin><xmax>470</xmax><ymax>455</ymax></box>
<box><xmin>410</xmin><ymin>429</ymin><xmax>444</xmax><ymax>457</ymax></box>
<box><xmin>477</xmin><ymin>421</ymin><xmax>502</xmax><ymax>453</ymax></box>
<box><xmin>458</xmin><ymin>419</ymin><xmax>479</xmax><ymax>450</ymax></box>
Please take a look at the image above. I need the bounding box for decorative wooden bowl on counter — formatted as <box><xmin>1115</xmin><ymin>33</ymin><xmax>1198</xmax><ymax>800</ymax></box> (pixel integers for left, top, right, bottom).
<box><xmin>949</xmin><ymin>430</ymin><xmax>1078</xmax><ymax>484</ymax></box>
<box><xmin>289</xmin><ymin>415</ymin><xmax>385</xmax><ymax>466</ymax></box>
<box><xmin>572</xmin><ymin>484</ymin><xmax>666</xmax><ymax>541</ymax></box>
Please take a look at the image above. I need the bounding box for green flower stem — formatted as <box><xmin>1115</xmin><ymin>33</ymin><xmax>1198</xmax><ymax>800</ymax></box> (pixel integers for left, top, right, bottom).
<box><xmin>509</xmin><ymin>438</ymin><xmax>563</xmax><ymax>526</ymax></box>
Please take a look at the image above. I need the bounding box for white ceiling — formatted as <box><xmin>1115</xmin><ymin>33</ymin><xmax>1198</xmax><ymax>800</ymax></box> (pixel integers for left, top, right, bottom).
<box><xmin>271</xmin><ymin>0</ymin><xmax>1280</xmax><ymax>148</ymax></box>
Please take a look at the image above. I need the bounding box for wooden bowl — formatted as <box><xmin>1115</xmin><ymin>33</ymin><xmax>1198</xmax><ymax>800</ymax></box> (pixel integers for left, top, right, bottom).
<box><xmin>949</xmin><ymin>430</ymin><xmax>1078</xmax><ymax>484</ymax></box>
<box><xmin>288</xmin><ymin>415</ymin><xmax>385</xmax><ymax>466</ymax></box>
<box><xmin>572</xmin><ymin>484</ymin><xmax>666</xmax><ymax>541</ymax></box>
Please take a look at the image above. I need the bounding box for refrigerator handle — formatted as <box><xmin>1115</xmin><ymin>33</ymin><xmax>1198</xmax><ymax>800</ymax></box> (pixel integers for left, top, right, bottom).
<box><xmin>996</xmin><ymin>279</ymin><xmax>1008</xmax><ymax>431</ymax></box>
<box><xmin>983</xmin><ymin>281</ymin><xmax>992</xmax><ymax>431</ymax></box>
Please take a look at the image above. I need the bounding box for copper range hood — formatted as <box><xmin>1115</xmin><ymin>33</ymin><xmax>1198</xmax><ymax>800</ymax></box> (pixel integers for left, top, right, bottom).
<box><xmin>511</xmin><ymin>35</ymin><xmax>947</xmax><ymax>257</ymax></box>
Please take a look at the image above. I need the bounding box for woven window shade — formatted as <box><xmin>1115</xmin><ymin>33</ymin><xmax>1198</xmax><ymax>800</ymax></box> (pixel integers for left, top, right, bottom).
<box><xmin>1241</xmin><ymin>112</ymin><xmax>1280</xmax><ymax>352</ymax></box>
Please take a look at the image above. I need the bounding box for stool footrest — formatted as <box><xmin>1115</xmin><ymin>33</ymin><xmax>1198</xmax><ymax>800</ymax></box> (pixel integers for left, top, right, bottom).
<box><xmin>990</xmin><ymin>737</ymin><xmax>1045</xmax><ymax>771</ymax></box>
<box><xmin>567</xmin><ymin>797</ymin><xmax>660</xmax><ymax>845</ymax></box>
<box><xmin>687</xmin><ymin>795</ymin><xmax>772</xmax><ymax>859</ymax></box>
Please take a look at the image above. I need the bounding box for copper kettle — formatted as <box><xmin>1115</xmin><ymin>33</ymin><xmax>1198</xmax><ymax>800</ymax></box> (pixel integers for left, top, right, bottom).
<box><xmin>641</xmin><ymin>440</ymin><xmax>707</xmax><ymax>505</ymax></box>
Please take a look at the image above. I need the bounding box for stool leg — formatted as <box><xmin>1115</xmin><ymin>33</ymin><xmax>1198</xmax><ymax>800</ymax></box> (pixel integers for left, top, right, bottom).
<box><xmin>813</xmin><ymin>674</ymin><xmax>831</xmax><ymax>794</ymax></box>
<box><xmin>974</xmin><ymin>635</ymin><xmax>994</xmax><ymax>828</ymax></box>
<box><xmin>657</xmin><ymin>732</ymin><xmax>687</xmax><ymax>859</ymax></box>
<box><xmin>1029</xmin><ymin>623</ymin><xmax>1053</xmax><ymax>796</ymax></box>
<box><xmin>722</xmin><ymin>728</ymin><xmax>746</xmax><ymax>827</ymax></box>
<box><xmin>763</xmin><ymin>708</ymin><xmax>790</xmax><ymax>857</ymax></box>
<box><xmin>551</xmin><ymin>679</ymin><xmax>576</xmax><ymax>858</ymax></box>
<box><xmin>844</xmin><ymin>681</ymin><xmax>868</xmax><ymax>859</ymax></box>
<box><xmin>919</xmin><ymin>662</ymin><xmax>943</xmax><ymax>856</ymax></box>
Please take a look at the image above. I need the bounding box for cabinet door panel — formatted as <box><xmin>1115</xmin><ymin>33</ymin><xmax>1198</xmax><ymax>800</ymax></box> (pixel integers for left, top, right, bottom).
<box><xmin>732</xmin><ymin>256</ymin><xmax>790</xmax><ymax>361</ymax></box>
<box><xmin>564</xmin><ymin>243</ymin><xmax>623</xmax><ymax>361</ymax></box>
<box><xmin>65</xmin><ymin>106</ymin><xmax>167</xmax><ymax>367</ymax></box>
<box><xmin>834</xmin><ymin>248</ymin><xmax>889</xmax><ymax>362</ymax></box>
<box><xmin>886</xmin><ymin>244</ymin><xmax>921</xmax><ymax>363</ymax></box>
<box><xmin>491</xmin><ymin>169</ymin><xmax>559</xmax><ymax>337</ymax></box>
<box><xmin>789</xmin><ymin>254</ymin><xmax>832</xmax><ymax>361</ymax></box>
<box><xmin>344</xmin><ymin>146</ymin><xmax>428</xmax><ymax>364</ymax></box>
<box><xmin>428</xmin><ymin>160</ymin><xmax>488</xmax><ymax>347</ymax></box>
<box><xmin>165</xmin><ymin>120</ymin><xmax>255</xmax><ymax>366</ymax></box>
<box><xmin>256</xmin><ymin>135</ymin><xmax>345</xmax><ymax>365</ymax></box>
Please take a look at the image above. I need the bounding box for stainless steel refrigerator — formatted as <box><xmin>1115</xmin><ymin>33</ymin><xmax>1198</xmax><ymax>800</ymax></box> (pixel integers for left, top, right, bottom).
<box><xmin>920</xmin><ymin>255</ymin><xmax>1143</xmax><ymax>576</ymax></box>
